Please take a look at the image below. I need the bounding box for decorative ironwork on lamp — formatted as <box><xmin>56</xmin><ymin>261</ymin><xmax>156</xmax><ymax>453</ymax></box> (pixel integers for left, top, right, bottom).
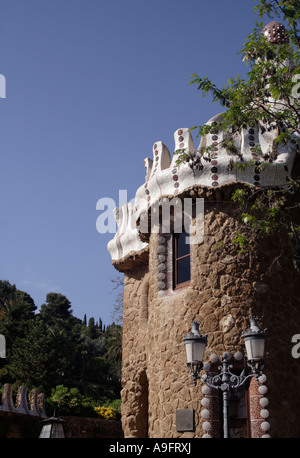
<box><xmin>183</xmin><ymin>317</ymin><xmax>267</xmax><ymax>438</ymax></box>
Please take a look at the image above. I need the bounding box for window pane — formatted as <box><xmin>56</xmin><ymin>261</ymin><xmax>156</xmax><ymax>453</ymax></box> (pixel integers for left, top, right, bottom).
<box><xmin>177</xmin><ymin>257</ymin><xmax>190</xmax><ymax>284</ymax></box>
<box><xmin>176</xmin><ymin>232</ymin><xmax>190</xmax><ymax>258</ymax></box>
<box><xmin>226</xmin><ymin>389</ymin><xmax>250</xmax><ymax>438</ymax></box>
<box><xmin>229</xmin><ymin>391</ymin><xmax>247</xmax><ymax>418</ymax></box>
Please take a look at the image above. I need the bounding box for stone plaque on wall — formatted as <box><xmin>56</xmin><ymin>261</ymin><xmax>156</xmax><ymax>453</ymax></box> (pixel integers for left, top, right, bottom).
<box><xmin>176</xmin><ymin>409</ymin><xmax>195</xmax><ymax>432</ymax></box>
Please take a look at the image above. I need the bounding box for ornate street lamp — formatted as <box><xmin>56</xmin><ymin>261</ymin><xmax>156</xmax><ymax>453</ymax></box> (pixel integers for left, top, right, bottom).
<box><xmin>242</xmin><ymin>316</ymin><xmax>267</xmax><ymax>373</ymax></box>
<box><xmin>39</xmin><ymin>415</ymin><xmax>66</xmax><ymax>438</ymax></box>
<box><xmin>183</xmin><ymin>317</ymin><xmax>267</xmax><ymax>438</ymax></box>
<box><xmin>183</xmin><ymin>321</ymin><xmax>207</xmax><ymax>384</ymax></box>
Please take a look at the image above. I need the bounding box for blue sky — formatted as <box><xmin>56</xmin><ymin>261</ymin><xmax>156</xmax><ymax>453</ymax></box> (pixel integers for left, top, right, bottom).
<box><xmin>0</xmin><ymin>0</ymin><xmax>264</xmax><ymax>324</ymax></box>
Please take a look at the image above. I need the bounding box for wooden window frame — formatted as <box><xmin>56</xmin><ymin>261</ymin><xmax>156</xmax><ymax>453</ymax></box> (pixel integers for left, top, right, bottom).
<box><xmin>221</xmin><ymin>384</ymin><xmax>251</xmax><ymax>438</ymax></box>
<box><xmin>173</xmin><ymin>231</ymin><xmax>191</xmax><ymax>290</ymax></box>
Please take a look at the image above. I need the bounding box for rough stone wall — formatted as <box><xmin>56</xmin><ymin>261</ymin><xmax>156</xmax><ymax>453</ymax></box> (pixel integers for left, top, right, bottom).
<box><xmin>61</xmin><ymin>416</ymin><xmax>123</xmax><ymax>439</ymax></box>
<box><xmin>121</xmin><ymin>262</ymin><xmax>150</xmax><ymax>438</ymax></box>
<box><xmin>120</xmin><ymin>194</ymin><xmax>300</xmax><ymax>438</ymax></box>
<box><xmin>0</xmin><ymin>412</ymin><xmax>42</xmax><ymax>438</ymax></box>
<box><xmin>0</xmin><ymin>412</ymin><xmax>123</xmax><ymax>438</ymax></box>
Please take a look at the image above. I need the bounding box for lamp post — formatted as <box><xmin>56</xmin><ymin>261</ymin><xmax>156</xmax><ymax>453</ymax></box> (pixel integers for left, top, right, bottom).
<box><xmin>183</xmin><ymin>317</ymin><xmax>267</xmax><ymax>438</ymax></box>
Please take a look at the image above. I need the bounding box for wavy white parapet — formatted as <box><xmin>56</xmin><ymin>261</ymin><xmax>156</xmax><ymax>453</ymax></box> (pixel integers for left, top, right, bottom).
<box><xmin>108</xmin><ymin>114</ymin><xmax>298</xmax><ymax>264</ymax></box>
<box><xmin>107</xmin><ymin>202</ymin><xmax>148</xmax><ymax>264</ymax></box>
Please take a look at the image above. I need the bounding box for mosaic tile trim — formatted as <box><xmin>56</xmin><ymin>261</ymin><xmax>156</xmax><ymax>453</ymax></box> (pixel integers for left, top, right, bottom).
<box><xmin>108</xmin><ymin>113</ymin><xmax>297</xmax><ymax>263</ymax></box>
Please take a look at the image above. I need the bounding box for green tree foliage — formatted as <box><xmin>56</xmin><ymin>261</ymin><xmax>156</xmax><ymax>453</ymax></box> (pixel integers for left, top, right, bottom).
<box><xmin>174</xmin><ymin>0</ymin><xmax>300</xmax><ymax>170</ymax></box>
<box><xmin>40</xmin><ymin>292</ymin><xmax>76</xmax><ymax>327</ymax></box>
<box><xmin>186</xmin><ymin>0</ymin><xmax>300</xmax><ymax>152</ymax></box>
<box><xmin>176</xmin><ymin>0</ymin><xmax>300</xmax><ymax>260</ymax></box>
<box><xmin>0</xmin><ymin>280</ymin><xmax>37</xmax><ymax>347</ymax></box>
<box><xmin>46</xmin><ymin>385</ymin><xmax>121</xmax><ymax>418</ymax></box>
<box><xmin>4</xmin><ymin>318</ymin><xmax>59</xmax><ymax>391</ymax></box>
<box><xmin>46</xmin><ymin>385</ymin><xmax>95</xmax><ymax>417</ymax></box>
<box><xmin>0</xmin><ymin>280</ymin><xmax>122</xmax><ymax>404</ymax></box>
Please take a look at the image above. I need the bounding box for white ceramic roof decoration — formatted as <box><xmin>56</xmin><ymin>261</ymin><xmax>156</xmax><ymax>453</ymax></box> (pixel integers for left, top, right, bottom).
<box><xmin>107</xmin><ymin>202</ymin><xmax>148</xmax><ymax>266</ymax></box>
<box><xmin>107</xmin><ymin>111</ymin><xmax>298</xmax><ymax>264</ymax></box>
<box><xmin>107</xmin><ymin>20</ymin><xmax>299</xmax><ymax>266</ymax></box>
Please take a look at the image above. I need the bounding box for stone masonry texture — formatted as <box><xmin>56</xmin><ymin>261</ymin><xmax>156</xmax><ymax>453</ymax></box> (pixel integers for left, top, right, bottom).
<box><xmin>119</xmin><ymin>187</ymin><xmax>300</xmax><ymax>438</ymax></box>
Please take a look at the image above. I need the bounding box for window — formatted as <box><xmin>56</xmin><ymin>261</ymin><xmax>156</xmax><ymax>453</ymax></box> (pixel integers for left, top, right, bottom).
<box><xmin>219</xmin><ymin>387</ymin><xmax>250</xmax><ymax>438</ymax></box>
<box><xmin>229</xmin><ymin>388</ymin><xmax>250</xmax><ymax>438</ymax></box>
<box><xmin>173</xmin><ymin>231</ymin><xmax>191</xmax><ymax>288</ymax></box>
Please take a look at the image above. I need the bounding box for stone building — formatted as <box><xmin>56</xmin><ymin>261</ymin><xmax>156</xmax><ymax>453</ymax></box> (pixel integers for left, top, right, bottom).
<box><xmin>107</xmin><ymin>22</ymin><xmax>300</xmax><ymax>438</ymax></box>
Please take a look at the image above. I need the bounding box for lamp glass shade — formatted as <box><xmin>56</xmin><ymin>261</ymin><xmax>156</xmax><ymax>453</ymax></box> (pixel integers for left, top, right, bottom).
<box><xmin>184</xmin><ymin>339</ymin><xmax>206</xmax><ymax>364</ymax></box>
<box><xmin>244</xmin><ymin>335</ymin><xmax>266</xmax><ymax>361</ymax></box>
<box><xmin>183</xmin><ymin>322</ymin><xmax>207</xmax><ymax>364</ymax></box>
<box><xmin>39</xmin><ymin>424</ymin><xmax>52</xmax><ymax>438</ymax></box>
<box><xmin>242</xmin><ymin>317</ymin><xmax>267</xmax><ymax>362</ymax></box>
<box><xmin>50</xmin><ymin>422</ymin><xmax>65</xmax><ymax>438</ymax></box>
<box><xmin>39</xmin><ymin>418</ymin><xmax>66</xmax><ymax>438</ymax></box>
